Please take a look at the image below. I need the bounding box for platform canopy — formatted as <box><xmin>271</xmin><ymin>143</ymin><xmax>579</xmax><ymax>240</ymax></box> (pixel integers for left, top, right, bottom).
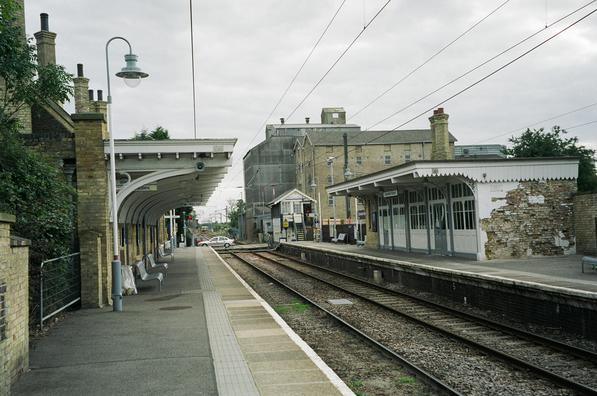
<box><xmin>104</xmin><ymin>138</ymin><xmax>236</xmax><ymax>224</ymax></box>
<box><xmin>328</xmin><ymin>157</ymin><xmax>579</xmax><ymax>196</ymax></box>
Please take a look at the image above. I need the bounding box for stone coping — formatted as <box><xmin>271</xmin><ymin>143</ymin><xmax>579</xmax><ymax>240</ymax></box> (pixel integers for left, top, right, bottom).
<box><xmin>70</xmin><ymin>113</ymin><xmax>105</xmax><ymax>122</ymax></box>
<box><xmin>0</xmin><ymin>213</ymin><xmax>16</xmax><ymax>223</ymax></box>
<box><xmin>10</xmin><ymin>235</ymin><xmax>31</xmax><ymax>247</ymax></box>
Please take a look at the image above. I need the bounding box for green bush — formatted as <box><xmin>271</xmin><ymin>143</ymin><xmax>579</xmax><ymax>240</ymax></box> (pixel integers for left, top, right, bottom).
<box><xmin>0</xmin><ymin>128</ymin><xmax>75</xmax><ymax>264</ymax></box>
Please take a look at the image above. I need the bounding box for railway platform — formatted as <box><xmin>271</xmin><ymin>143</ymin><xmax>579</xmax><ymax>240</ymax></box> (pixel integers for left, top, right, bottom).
<box><xmin>12</xmin><ymin>247</ymin><xmax>352</xmax><ymax>396</ymax></box>
<box><xmin>279</xmin><ymin>241</ymin><xmax>597</xmax><ymax>340</ymax></box>
<box><xmin>289</xmin><ymin>241</ymin><xmax>597</xmax><ymax>295</ymax></box>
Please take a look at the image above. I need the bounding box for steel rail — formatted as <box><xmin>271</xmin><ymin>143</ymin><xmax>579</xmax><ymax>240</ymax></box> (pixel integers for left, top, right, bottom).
<box><xmin>253</xmin><ymin>251</ymin><xmax>597</xmax><ymax>395</ymax></box>
<box><xmin>227</xmin><ymin>252</ymin><xmax>462</xmax><ymax>396</ymax></box>
<box><xmin>270</xmin><ymin>251</ymin><xmax>597</xmax><ymax>364</ymax></box>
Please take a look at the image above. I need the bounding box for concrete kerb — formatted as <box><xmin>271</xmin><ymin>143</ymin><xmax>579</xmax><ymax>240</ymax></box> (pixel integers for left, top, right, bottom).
<box><xmin>210</xmin><ymin>247</ymin><xmax>356</xmax><ymax>396</ymax></box>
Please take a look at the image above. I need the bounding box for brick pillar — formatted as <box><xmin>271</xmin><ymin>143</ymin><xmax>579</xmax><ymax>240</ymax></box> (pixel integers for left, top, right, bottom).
<box><xmin>429</xmin><ymin>108</ymin><xmax>453</xmax><ymax>160</ymax></box>
<box><xmin>73</xmin><ymin>113</ymin><xmax>112</xmax><ymax>307</ymax></box>
<box><xmin>0</xmin><ymin>213</ymin><xmax>29</xmax><ymax>393</ymax></box>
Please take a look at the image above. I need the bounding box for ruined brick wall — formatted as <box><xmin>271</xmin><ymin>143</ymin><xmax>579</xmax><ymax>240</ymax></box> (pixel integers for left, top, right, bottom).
<box><xmin>574</xmin><ymin>193</ymin><xmax>597</xmax><ymax>255</ymax></box>
<box><xmin>0</xmin><ymin>214</ymin><xmax>29</xmax><ymax>394</ymax></box>
<box><xmin>481</xmin><ymin>180</ymin><xmax>576</xmax><ymax>259</ymax></box>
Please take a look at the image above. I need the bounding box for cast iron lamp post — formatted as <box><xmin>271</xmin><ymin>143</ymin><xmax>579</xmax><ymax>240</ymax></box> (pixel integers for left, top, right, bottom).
<box><xmin>105</xmin><ymin>37</ymin><xmax>148</xmax><ymax>312</ymax></box>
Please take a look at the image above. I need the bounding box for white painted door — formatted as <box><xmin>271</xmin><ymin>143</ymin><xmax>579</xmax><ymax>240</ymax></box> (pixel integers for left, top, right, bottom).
<box><xmin>391</xmin><ymin>196</ymin><xmax>406</xmax><ymax>249</ymax></box>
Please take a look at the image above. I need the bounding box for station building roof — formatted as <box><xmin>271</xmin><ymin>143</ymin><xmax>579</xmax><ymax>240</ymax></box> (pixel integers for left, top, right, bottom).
<box><xmin>327</xmin><ymin>157</ymin><xmax>579</xmax><ymax>196</ymax></box>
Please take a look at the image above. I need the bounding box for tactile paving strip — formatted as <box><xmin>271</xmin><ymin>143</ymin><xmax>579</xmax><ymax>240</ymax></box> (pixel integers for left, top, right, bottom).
<box><xmin>197</xmin><ymin>249</ymin><xmax>260</xmax><ymax>396</ymax></box>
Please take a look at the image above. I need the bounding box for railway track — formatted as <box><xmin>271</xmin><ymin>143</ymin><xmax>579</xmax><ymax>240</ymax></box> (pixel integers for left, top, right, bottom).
<box><xmin>232</xmin><ymin>251</ymin><xmax>597</xmax><ymax>395</ymax></box>
<box><xmin>224</xmin><ymin>251</ymin><xmax>463</xmax><ymax>396</ymax></box>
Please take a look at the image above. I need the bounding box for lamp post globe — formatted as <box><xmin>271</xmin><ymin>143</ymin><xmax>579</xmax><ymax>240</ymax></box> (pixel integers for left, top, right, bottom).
<box><xmin>116</xmin><ymin>53</ymin><xmax>149</xmax><ymax>88</ymax></box>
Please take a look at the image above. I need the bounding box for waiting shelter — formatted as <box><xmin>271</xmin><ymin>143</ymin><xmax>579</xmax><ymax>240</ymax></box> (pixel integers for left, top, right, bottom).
<box><xmin>327</xmin><ymin>157</ymin><xmax>579</xmax><ymax>260</ymax></box>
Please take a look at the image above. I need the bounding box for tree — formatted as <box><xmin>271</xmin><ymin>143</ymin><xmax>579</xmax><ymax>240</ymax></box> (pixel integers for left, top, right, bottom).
<box><xmin>0</xmin><ymin>0</ymin><xmax>73</xmax><ymax>129</ymax></box>
<box><xmin>503</xmin><ymin>126</ymin><xmax>597</xmax><ymax>192</ymax></box>
<box><xmin>228</xmin><ymin>199</ymin><xmax>245</xmax><ymax>229</ymax></box>
<box><xmin>132</xmin><ymin>126</ymin><xmax>170</xmax><ymax>140</ymax></box>
<box><xmin>0</xmin><ymin>0</ymin><xmax>76</xmax><ymax>262</ymax></box>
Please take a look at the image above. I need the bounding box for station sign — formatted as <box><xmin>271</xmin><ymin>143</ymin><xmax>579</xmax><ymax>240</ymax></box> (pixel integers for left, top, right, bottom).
<box><xmin>135</xmin><ymin>183</ymin><xmax>158</xmax><ymax>192</ymax></box>
<box><xmin>382</xmin><ymin>190</ymin><xmax>398</xmax><ymax>198</ymax></box>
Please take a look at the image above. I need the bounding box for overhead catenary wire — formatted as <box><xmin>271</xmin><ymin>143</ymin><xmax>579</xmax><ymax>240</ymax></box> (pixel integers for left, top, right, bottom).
<box><xmin>474</xmin><ymin>100</ymin><xmax>597</xmax><ymax>143</ymax></box>
<box><xmin>285</xmin><ymin>0</ymin><xmax>393</xmax><ymax>121</ymax></box>
<box><xmin>310</xmin><ymin>6</ymin><xmax>597</xmax><ymax>170</ymax></box>
<box><xmin>349</xmin><ymin>0</ymin><xmax>511</xmax><ymax>122</ymax></box>
<box><xmin>564</xmin><ymin>119</ymin><xmax>597</xmax><ymax>131</ymax></box>
<box><xmin>218</xmin><ymin>0</ymin><xmax>348</xmax><ymax>190</ymax></box>
<box><xmin>374</xmin><ymin>8</ymin><xmax>597</xmax><ymax>142</ymax></box>
<box><xmin>363</xmin><ymin>0</ymin><xmax>597</xmax><ymax>132</ymax></box>
<box><xmin>243</xmin><ymin>0</ymin><xmax>348</xmax><ymax>151</ymax></box>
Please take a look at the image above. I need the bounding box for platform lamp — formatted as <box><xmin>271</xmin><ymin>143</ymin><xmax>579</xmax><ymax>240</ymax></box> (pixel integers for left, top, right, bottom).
<box><xmin>326</xmin><ymin>157</ymin><xmax>337</xmax><ymax>240</ymax></box>
<box><xmin>310</xmin><ymin>180</ymin><xmax>321</xmax><ymax>242</ymax></box>
<box><xmin>105</xmin><ymin>37</ymin><xmax>149</xmax><ymax>312</ymax></box>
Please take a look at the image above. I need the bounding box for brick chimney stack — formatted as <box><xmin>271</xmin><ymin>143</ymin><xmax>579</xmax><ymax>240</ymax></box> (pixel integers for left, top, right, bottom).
<box><xmin>73</xmin><ymin>64</ymin><xmax>90</xmax><ymax>113</ymax></box>
<box><xmin>34</xmin><ymin>13</ymin><xmax>57</xmax><ymax>67</ymax></box>
<box><xmin>429</xmin><ymin>108</ymin><xmax>453</xmax><ymax>160</ymax></box>
<box><xmin>92</xmin><ymin>90</ymin><xmax>108</xmax><ymax>121</ymax></box>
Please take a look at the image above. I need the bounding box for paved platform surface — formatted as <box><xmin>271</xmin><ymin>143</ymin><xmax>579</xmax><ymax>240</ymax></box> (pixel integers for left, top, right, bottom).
<box><xmin>13</xmin><ymin>247</ymin><xmax>351</xmax><ymax>396</ymax></box>
<box><xmin>289</xmin><ymin>241</ymin><xmax>597</xmax><ymax>295</ymax></box>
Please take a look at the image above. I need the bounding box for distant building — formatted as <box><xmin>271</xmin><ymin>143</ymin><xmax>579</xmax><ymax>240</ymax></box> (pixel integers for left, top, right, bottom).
<box><xmin>243</xmin><ymin>108</ymin><xmax>359</xmax><ymax>241</ymax></box>
<box><xmin>454</xmin><ymin>144</ymin><xmax>506</xmax><ymax>159</ymax></box>
<box><xmin>294</xmin><ymin>108</ymin><xmax>456</xmax><ymax>241</ymax></box>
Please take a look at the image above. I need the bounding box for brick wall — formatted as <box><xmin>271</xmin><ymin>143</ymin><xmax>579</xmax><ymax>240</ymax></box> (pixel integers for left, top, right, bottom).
<box><xmin>574</xmin><ymin>193</ymin><xmax>597</xmax><ymax>255</ymax></box>
<box><xmin>0</xmin><ymin>213</ymin><xmax>29</xmax><ymax>394</ymax></box>
<box><xmin>481</xmin><ymin>180</ymin><xmax>577</xmax><ymax>259</ymax></box>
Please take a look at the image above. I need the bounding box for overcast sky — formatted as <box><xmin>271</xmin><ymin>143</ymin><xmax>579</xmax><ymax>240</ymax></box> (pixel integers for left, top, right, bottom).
<box><xmin>24</xmin><ymin>0</ymin><xmax>597</xmax><ymax>214</ymax></box>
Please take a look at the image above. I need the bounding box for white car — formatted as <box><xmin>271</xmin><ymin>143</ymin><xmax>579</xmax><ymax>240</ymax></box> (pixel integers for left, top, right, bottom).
<box><xmin>200</xmin><ymin>236</ymin><xmax>235</xmax><ymax>248</ymax></box>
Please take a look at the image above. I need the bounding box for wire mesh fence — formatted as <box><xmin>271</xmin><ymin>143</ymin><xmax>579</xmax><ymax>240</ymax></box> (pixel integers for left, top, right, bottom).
<box><xmin>30</xmin><ymin>253</ymin><xmax>81</xmax><ymax>326</ymax></box>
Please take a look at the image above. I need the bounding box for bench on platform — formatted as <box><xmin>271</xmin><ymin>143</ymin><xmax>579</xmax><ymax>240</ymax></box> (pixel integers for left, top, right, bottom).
<box><xmin>331</xmin><ymin>233</ymin><xmax>346</xmax><ymax>243</ymax></box>
<box><xmin>356</xmin><ymin>235</ymin><xmax>367</xmax><ymax>247</ymax></box>
<box><xmin>581</xmin><ymin>256</ymin><xmax>597</xmax><ymax>273</ymax></box>
<box><xmin>158</xmin><ymin>244</ymin><xmax>173</xmax><ymax>261</ymax></box>
<box><xmin>145</xmin><ymin>253</ymin><xmax>168</xmax><ymax>277</ymax></box>
<box><xmin>135</xmin><ymin>261</ymin><xmax>164</xmax><ymax>291</ymax></box>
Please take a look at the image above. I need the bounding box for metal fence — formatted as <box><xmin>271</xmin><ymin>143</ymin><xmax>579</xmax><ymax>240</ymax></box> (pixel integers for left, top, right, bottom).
<box><xmin>0</xmin><ymin>282</ymin><xmax>6</xmax><ymax>340</ymax></box>
<box><xmin>38</xmin><ymin>253</ymin><xmax>81</xmax><ymax>326</ymax></box>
